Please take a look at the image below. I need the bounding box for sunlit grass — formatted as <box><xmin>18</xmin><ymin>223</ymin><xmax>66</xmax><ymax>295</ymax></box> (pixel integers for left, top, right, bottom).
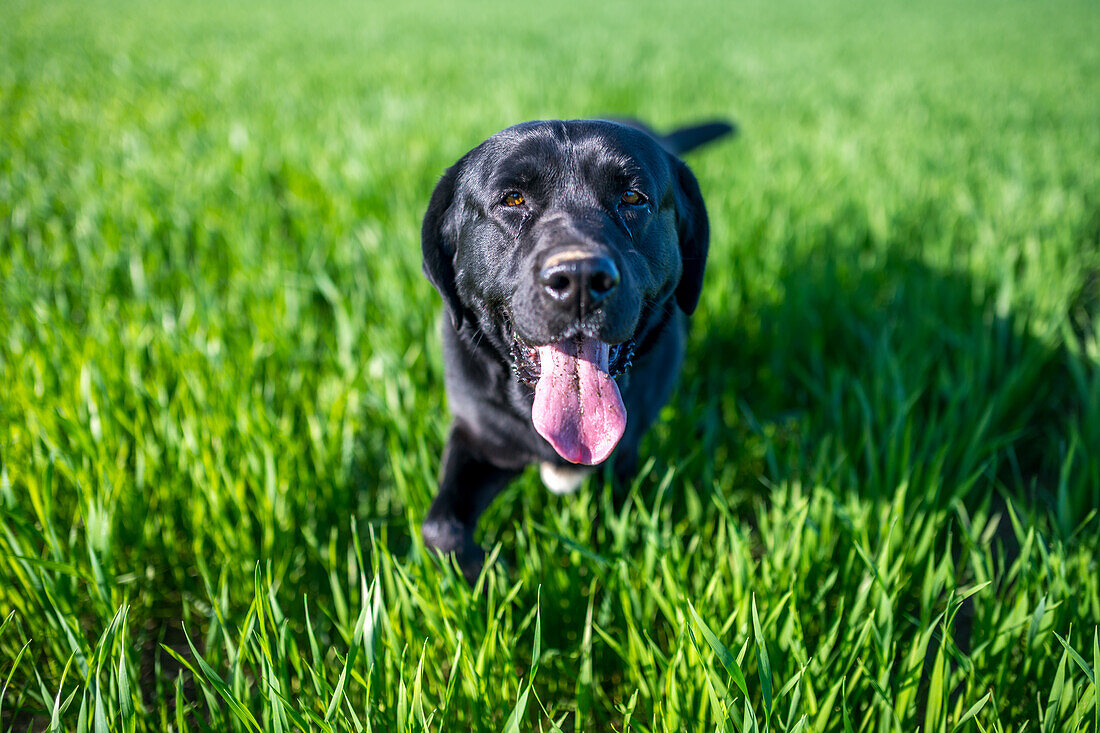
<box><xmin>1</xmin><ymin>0</ymin><xmax>1099</xmax><ymax>730</ymax></box>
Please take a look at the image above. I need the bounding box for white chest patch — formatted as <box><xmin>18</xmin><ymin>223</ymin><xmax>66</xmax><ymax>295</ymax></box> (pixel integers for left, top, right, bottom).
<box><xmin>539</xmin><ymin>462</ymin><xmax>593</xmax><ymax>495</ymax></box>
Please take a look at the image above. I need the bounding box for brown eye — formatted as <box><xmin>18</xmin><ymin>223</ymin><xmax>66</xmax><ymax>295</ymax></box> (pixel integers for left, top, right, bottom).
<box><xmin>620</xmin><ymin>189</ymin><xmax>646</xmax><ymax>206</ymax></box>
<box><xmin>502</xmin><ymin>191</ymin><xmax>525</xmax><ymax>207</ymax></box>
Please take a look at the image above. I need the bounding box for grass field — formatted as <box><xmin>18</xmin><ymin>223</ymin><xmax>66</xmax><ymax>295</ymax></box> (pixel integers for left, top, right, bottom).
<box><xmin>2</xmin><ymin>0</ymin><xmax>1100</xmax><ymax>730</ymax></box>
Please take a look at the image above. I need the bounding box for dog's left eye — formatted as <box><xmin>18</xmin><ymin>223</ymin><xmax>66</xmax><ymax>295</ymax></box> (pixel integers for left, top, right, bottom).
<box><xmin>620</xmin><ymin>189</ymin><xmax>647</xmax><ymax>206</ymax></box>
<box><xmin>501</xmin><ymin>191</ymin><xmax>525</xmax><ymax>207</ymax></box>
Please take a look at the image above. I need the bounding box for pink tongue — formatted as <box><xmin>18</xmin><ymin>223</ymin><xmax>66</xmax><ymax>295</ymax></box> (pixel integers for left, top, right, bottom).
<box><xmin>532</xmin><ymin>338</ymin><xmax>627</xmax><ymax>465</ymax></box>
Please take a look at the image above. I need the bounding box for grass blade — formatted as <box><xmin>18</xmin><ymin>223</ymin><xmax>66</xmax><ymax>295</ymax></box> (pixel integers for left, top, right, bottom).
<box><xmin>751</xmin><ymin>594</ymin><xmax>773</xmax><ymax>725</ymax></box>
<box><xmin>687</xmin><ymin>601</ymin><xmax>749</xmax><ymax>699</ymax></box>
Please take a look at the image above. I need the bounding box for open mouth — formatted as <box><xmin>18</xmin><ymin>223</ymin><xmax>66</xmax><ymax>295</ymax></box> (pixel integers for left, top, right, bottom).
<box><xmin>510</xmin><ymin>334</ymin><xmax>636</xmax><ymax>387</ymax></box>
<box><xmin>509</xmin><ymin>332</ymin><xmax>634</xmax><ymax>465</ymax></box>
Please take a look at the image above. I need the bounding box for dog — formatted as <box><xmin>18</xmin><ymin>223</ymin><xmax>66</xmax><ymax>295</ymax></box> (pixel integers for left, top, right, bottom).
<box><xmin>420</xmin><ymin>118</ymin><xmax>733</xmax><ymax>582</ymax></box>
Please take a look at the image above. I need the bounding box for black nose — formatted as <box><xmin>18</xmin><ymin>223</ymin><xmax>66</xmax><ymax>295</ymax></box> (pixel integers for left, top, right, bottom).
<box><xmin>538</xmin><ymin>252</ymin><xmax>620</xmax><ymax>315</ymax></box>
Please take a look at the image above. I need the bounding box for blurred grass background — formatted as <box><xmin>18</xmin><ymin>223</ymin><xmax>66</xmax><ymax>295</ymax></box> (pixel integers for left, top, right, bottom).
<box><xmin>1</xmin><ymin>0</ymin><xmax>1099</xmax><ymax>730</ymax></box>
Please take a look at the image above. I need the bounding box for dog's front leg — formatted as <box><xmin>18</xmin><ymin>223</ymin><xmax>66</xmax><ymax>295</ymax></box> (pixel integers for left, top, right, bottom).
<box><xmin>422</xmin><ymin>421</ymin><xmax>521</xmax><ymax>585</ymax></box>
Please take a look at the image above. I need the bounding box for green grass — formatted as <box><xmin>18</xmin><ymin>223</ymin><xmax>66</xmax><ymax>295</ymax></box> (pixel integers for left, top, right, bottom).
<box><xmin>2</xmin><ymin>0</ymin><xmax>1099</xmax><ymax>730</ymax></box>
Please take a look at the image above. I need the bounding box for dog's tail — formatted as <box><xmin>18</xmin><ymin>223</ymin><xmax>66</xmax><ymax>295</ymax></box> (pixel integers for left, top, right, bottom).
<box><xmin>661</xmin><ymin>120</ymin><xmax>736</xmax><ymax>155</ymax></box>
<box><xmin>609</xmin><ymin>117</ymin><xmax>736</xmax><ymax>156</ymax></box>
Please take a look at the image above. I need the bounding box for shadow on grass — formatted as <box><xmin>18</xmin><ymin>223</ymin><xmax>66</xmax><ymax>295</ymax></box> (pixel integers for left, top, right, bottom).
<box><xmin>678</xmin><ymin>248</ymin><xmax>1099</xmax><ymax>530</ymax></box>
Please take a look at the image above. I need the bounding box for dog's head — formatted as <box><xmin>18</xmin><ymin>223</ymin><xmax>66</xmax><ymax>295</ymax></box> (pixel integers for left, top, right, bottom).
<box><xmin>422</xmin><ymin>119</ymin><xmax>711</xmax><ymax>464</ymax></box>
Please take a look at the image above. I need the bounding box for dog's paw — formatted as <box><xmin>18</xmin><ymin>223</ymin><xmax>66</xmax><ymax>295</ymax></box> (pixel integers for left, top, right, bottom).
<box><xmin>422</xmin><ymin>519</ymin><xmax>493</xmax><ymax>587</ymax></box>
<box><xmin>539</xmin><ymin>462</ymin><xmax>593</xmax><ymax>495</ymax></box>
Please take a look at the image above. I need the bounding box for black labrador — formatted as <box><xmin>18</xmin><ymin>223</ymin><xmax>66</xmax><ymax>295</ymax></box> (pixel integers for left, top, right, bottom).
<box><xmin>421</xmin><ymin>118</ymin><xmax>733</xmax><ymax>582</ymax></box>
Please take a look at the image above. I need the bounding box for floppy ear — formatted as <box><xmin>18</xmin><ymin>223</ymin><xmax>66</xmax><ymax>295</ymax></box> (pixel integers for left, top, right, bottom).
<box><xmin>671</xmin><ymin>157</ymin><xmax>710</xmax><ymax>315</ymax></box>
<box><xmin>421</xmin><ymin>161</ymin><xmax>466</xmax><ymax>331</ymax></box>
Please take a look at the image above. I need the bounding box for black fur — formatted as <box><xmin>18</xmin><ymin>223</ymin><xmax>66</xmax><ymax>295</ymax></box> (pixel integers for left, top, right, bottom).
<box><xmin>420</xmin><ymin>119</ymin><xmax>732</xmax><ymax>583</ymax></box>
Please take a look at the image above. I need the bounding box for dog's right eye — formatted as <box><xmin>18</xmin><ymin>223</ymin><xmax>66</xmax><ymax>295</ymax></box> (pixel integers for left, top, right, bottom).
<box><xmin>501</xmin><ymin>191</ymin><xmax>525</xmax><ymax>207</ymax></box>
